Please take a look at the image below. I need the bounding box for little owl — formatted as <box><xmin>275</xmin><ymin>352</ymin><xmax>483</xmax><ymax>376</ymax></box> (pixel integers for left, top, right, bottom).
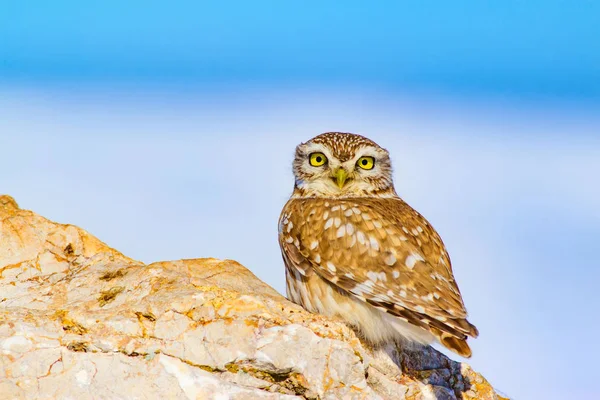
<box><xmin>278</xmin><ymin>132</ymin><xmax>478</xmax><ymax>357</ymax></box>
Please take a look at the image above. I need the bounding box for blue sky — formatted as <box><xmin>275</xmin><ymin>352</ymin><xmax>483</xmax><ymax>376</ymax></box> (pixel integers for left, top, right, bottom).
<box><xmin>2</xmin><ymin>1</ymin><xmax>600</xmax><ymax>99</ymax></box>
<box><xmin>1</xmin><ymin>2</ymin><xmax>600</xmax><ymax>399</ymax></box>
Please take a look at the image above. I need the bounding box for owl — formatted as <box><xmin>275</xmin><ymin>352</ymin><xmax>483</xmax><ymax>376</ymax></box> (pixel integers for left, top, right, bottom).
<box><xmin>278</xmin><ymin>132</ymin><xmax>478</xmax><ymax>358</ymax></box>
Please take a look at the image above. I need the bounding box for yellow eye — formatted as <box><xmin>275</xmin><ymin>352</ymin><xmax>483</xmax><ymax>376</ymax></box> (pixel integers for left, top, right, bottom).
<box><xmin>309</xmin><ymin>152</ymin><xmax>327</xmax><ymax>167</ymax></box>
<box><xmin>356</xmin><ymin>156</ymin><xmax>375</xmax><ymax>170</ymax></box>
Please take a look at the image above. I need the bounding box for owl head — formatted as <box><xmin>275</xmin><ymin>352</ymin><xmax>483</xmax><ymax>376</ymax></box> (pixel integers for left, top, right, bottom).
<box><xmin>292</xmin><ymin>132</ymin><xmax>396</xmax><ymax>198</ymax></box>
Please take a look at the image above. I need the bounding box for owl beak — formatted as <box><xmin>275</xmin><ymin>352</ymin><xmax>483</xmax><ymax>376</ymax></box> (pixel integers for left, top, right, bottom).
<box><xmin>333</xmin><ymin>168</ymin><xmax>349</xmax><ymax>189</ymax></box>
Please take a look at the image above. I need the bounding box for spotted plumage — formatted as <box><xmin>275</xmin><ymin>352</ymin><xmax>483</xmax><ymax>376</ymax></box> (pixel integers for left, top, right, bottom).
<box><xmin>278</xmin><ymin>132</ymin><xmax>478</xmax><ymax>357</ymax></box>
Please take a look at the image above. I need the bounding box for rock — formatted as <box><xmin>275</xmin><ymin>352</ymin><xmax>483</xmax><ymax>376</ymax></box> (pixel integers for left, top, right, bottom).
<box><xmin>0</xmin><ymin>195</ymin><xmax>506</xmax><ymax>399</ymax></box>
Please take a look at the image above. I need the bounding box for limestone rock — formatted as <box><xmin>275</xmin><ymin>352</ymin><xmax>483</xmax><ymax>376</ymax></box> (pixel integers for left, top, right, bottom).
<box><xmin>0</xmin><ymin>195</ymin><xmax>505</xmax><ymax>399</ymax></box>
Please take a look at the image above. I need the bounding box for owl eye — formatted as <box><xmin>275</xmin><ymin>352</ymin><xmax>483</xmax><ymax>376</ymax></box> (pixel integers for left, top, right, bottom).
<box><xmin>309</xmin><ymin>152</ymin><xmax>327</xmax><ymax>167</ymax></box>
<box><xmin>356</xmin><ymin>156</ymin><xmax>375</xmax><ymax>170</ymax></box>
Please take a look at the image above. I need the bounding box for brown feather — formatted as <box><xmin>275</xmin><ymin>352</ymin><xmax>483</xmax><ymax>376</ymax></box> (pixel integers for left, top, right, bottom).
<box><xmin>279</xmin><ymin>132</ymin><xmax>479</xmax><ymax>357</ymax></box>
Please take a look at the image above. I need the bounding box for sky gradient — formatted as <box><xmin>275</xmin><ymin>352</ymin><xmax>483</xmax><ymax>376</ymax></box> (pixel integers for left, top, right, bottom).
<box><xmin>2</xmin><ymin>1</ymin><xmax>600</xmax><ymax>100</ymax></box>
<box><xmin>2</xmin><ymin>2</ymin><xmax>600</xmax><ymax>399</ymax></box>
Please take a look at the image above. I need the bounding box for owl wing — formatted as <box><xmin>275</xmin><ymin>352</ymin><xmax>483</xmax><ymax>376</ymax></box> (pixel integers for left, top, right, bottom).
<box><xmin>279</xmin><ymin>197</ymin><xmax>478</xmax><ymax>348</ymax></box>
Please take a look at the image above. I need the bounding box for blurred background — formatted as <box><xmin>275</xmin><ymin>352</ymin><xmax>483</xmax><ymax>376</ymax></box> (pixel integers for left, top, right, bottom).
<box><xmin>1</xmin><ymin>1</ymin><xmax>599</xmax><ymax>399</ymax></box>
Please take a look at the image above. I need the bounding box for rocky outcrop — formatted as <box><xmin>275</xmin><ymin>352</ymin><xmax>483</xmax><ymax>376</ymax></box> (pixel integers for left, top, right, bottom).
<box><xmin>0</xmin><ymin>195</ymin><xmax>504</xmax><ymax>399</ymax></box>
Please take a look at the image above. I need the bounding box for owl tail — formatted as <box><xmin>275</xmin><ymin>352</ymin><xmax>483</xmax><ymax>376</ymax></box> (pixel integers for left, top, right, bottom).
<box><xmin>427</xmin><ymin>318</ymin><xmax>478</xmax><ymax>358</ymax></box>
<box><xmin>438</xmin><ymin>332</ymin><xmax>472</xmax><ymax>358</ymax></box>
